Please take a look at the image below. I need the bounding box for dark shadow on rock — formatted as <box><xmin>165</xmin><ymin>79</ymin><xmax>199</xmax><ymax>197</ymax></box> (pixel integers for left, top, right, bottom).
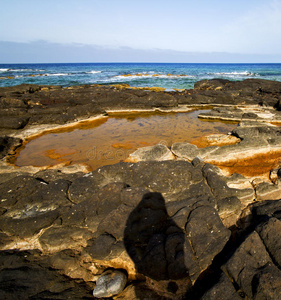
<box><xmin>124</xmin><ymin>192</ymin><xmax>189</xmax><ymax>298</ymax></box>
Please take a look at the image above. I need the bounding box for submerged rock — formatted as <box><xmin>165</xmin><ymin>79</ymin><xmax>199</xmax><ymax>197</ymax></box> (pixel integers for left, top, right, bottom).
<box><xmin>126</xmin><ymin>144</ymin><xmax>175</xmax><ymax>163</ymax></box>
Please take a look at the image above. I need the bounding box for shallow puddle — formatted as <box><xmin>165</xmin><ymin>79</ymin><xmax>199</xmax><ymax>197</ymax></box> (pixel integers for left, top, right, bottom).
<box><xmin>12</xmin><ymin>110</ymin><xmax>237</xmax><ymax>171</ymax></box>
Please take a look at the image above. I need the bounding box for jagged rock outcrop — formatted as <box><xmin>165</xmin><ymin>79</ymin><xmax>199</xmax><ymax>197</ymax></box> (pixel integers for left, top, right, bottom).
<box><xmin>1</xmin><ymin>79</ymin><xmax>281</xmax><ymax>134</ymax></box>
<box><xmin>0</xmin><ymin>160</ymin><xmax>246</xmax><ymax>299</ymax></box>
<box><xmin>1</xmin><ymin>159</ymin><xmax>280</xmax><ymax>299</ymax></box>
<box><xmin>1</xmin><ymin>80</ymin><xmax>281</xmax><ymax>299</ymax></box>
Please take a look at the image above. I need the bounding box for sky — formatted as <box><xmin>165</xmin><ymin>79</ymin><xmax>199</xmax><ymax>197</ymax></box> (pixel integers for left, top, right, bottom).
<box><xmin>1</xmin><ymin>0</ymin><xmax>281</xmax><ymax>63</ymax></box>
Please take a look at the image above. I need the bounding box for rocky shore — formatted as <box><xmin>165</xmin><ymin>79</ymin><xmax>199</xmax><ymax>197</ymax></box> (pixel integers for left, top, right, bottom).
<box><xmin>1</xmin><ymin>79</ymin><xmax>281</xmax><ymax>299</ymax></box>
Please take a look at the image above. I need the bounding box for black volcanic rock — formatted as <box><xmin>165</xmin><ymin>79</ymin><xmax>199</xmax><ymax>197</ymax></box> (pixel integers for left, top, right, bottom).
<box><xmin>0</xmin><ymin>136</ymin><xmax>21</xmax><ymax>159</ymax></box>
<box><xmin>0</xmin><ymin>79</ymin><xmax>281</xmax><ymax>133</ymax></box>
<box><xmin>1</xmin><ymin>80</ymin><xmax>281</xmax><ymax>298</ymax></box>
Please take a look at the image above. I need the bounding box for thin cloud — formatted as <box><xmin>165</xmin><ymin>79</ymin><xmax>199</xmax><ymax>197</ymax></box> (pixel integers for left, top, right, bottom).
<box><xmin>222</xmin><ymin>0</ymin><xmax>281</xmax><ymax>54</ymax></box>
<box><xmin>0</xmin><ymin>40</ymin><xmax>281</xmax><ymax>63</ymax></box>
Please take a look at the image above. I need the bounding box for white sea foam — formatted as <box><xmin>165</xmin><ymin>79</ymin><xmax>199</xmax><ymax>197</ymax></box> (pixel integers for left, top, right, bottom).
<box><xmin>45</xmin><ymin>73</ymin><xmax>69</xmax><ymax>77</ymax></box>
<box><xmin>86</xmin><ymin>70</ymin><xmax>102</xmax><ymax>74</ymax></box>
<box><xmin>0</xmin><ymin>68</ymin><xmax>46</xmax><ymax>73</ymax></box>
<box><xmin>113</xmin><ymin>73</ymin><xmax>195</xmax><ymax>81</ymax></box>
<box><xmin>12</xmin><ymin>69</ymin><xmax>36</xmax><ymax>72</ymax></box>
<box><xmin>207</xmin><ymin>71</ymin><xmax>256</xmax><ymax>76</ymax></box>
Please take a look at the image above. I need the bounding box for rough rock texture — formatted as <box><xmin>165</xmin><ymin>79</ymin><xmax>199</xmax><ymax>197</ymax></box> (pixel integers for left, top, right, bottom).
<box><xmin>1</xmin><ymin>159</ymin><xmax>280</xmax><ymax>299</ymax></box>
<box><xmin>200</xmin><ymin>273</ymin><xmax>242</xmax><ymax>300</ymax></box>
<box><xmin>126</xmin><ymin>144</ymin><xmax>175</xmax><ymax>163</ymax></box>
<box><xmin>198</xmin><ymin>106</ymin><xmax>281</xmax><ymax>123</ymax></box>
<box><xmin>0</xmin><ymin>136</ymin><xmax>22</xmax><ymax>159</ymax></box>
<box><xmin>1</xmin><ymin>80</ymin><xmax>281</xmax><ymax>299</ymax></box>
<box><xmin>0</xmin><ymin>160</ymin><xmax>244</xmax><ymax>299</ymax></box>
<box><xmin>1</xmin><ymin>79</ymin><xmax>281</xmax><ymax>135</ymax></box>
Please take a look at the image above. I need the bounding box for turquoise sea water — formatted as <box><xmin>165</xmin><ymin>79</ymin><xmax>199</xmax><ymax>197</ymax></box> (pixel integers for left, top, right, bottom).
<box><xmin>1</xmin><ymin>63</ymin><xmax>281</xmax><ymax>89</ymax></box>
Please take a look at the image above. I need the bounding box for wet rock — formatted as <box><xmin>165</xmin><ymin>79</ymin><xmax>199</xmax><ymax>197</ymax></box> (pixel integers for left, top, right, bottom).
<box><xmin>0</xmin><ymin>78</ymin><xmax>280</xmax><ymax>136</ymax></box>
<box><xmin>34</xmin><ymin>169</ymin><xmax>83</xmax><ymax>183</ymax></box>
<box><xmin>126</xmin><ymin>144</ymin><xmax>175</xmax><ymax>163</ymax></box>
<box><xmin>93</xmin><ymin>269</ymin><xmax>127</xmax><ymax>298</ymax></box>
<box><xmin>96</xmin><ymin>160</ymin><xmax>204</xmax><ymax>197</ymax></box>
<box><xmin>49</xmin><ymin>249</ymin><xmax>96</xmax><ymax>282</ymax></box>
<box><xmin>0</xmin><ymin>97</ymin><xmax>27</xmax><ymax>109</ymax></box>
<box><xmin>0</xmin><ymin>135</ymin><xmax>22</xmax><ymax>159</ymax></box>
<box><xmin>198</xmin><ymin>106</ymin><xmax>244</xmax><ymax>122</ymax></box>
<box><xmin>0</xmin><ymin>175</ymin><xmax>46</xmax><ymax>209</ymax></box>
<box><xmin>256</xmin><ymin>217</ymin><xmax>281</xmax><ymax>268</ymax></box>
<box><xmin>222</xmin><ymin>231</ymin><xmax>274</xmax><ymax>299</ymax></box>
<box><xmin>202</xmin><ymin>164</ymin><xmax>254</xmax><ymax>205</ymax></box>
<box><xmin>216</xmin><ymin>196</ymin><xmax>241</xmax><ymax>215</ymax></box>
<box><xmin>68</xmin><ymin>171</ymin><xmax>105</xmax><ymax>203</ymax></box>
<box><xmin>0</xmin><ymin>210</ymin><xmax>63</xmax><ymax>240</ymax></box>
<box><xmin>201</xmin><ymin>272</ymin><xmax>242</xmax><ymax>300</ymax></box>
<box><xmin>113</xmin><ymin>282</ymin><xmax>165</xmax><ymax>300</ymax></box>
<box><xmin>250</xmin><ymin>264</ymin><xmax>281</xmax><ymax>299</ymax></box>
<box><xmin>0</xmin><ymin>116</ymin><xmax>29</xmax><ymax>129</ymax></box>
<box><xmin>39</xmin><ymin>226</ymin><xmax>92</xmax><ymax>253</ymax></box>
<box><xmin>0</xmin><ymin>178</ymin><xmax>72</xmax><ymax>239</ymax></box>
<box><xmin>242</xmin><ymin>112</ymin><xmax>258</xmax><ymax>119</ymax></box>
<box><xmin>255</xmin><ymin>181</ymin><xmax>281</xmax><ymax>201</ymax></box>
<box><xmin>124</xmin><ymin>192</ymin><xmax>231</xmax><ymax>283</ymax></box>
<box><xmin>196</xmin><ymin>133</ymin><xmax>240</xmax><ymax>147</ymax></box>
<box><xmin>87</xmin><ymin>234</ymin><xmax>117</xmax><ymax>260</ymax></box>
<box><xmin>251</xmin><ymin>199</ymin><xmax>281</xmax><ymax>220</ymax></box>
<box><xmin>2</xmin><ymin>80</ymin><xmax>281</xmax><ymax>298</ymax></box>
<box><xmin>171</xmin><ymin>142</ymin><xmax>200</xmax><ymax>160</ymax></box>
<box><xmin>3</xmin><ymin>179</ymin><xmax>71</xmax><ymax>219</ymax></box>
<box><xmin>194</xmin><ymin>79</ymin><xmax>231</xmax><ymax>91</ymax></box>
<box><xmin>0</xmin><ymin>250</ymin><xmax>93</xmax><ymax>299</ymax></box>
<box><xmin>184</xmin><ymin>202</ymin><xmax>231</xmax><ymax>282</ymax></box>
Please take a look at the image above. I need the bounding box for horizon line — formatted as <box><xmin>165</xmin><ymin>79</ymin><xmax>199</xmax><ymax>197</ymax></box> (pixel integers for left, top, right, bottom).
<box><xmin>1</xmin><ymin>62</ymin><xmax>281</xmax><ymax>65</ymax></box>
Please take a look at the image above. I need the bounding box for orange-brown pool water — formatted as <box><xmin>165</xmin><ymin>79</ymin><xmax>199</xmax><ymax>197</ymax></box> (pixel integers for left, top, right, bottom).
<box><xmin>13</xmin><ymin>110</ymin><xmax>237</xmax><ymax>171</ymax></box>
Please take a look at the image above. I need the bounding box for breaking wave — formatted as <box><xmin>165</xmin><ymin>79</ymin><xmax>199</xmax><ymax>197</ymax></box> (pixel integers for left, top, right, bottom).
<box><xmin>113</xmin><ymin>73</ymin><xmax>195</xmax><ymax>81</ymax></box>
<box><xmin>45</xmin><ymin>73</ymin><xmax>69</xmax><ymax>77</ymax></box>
<box><xmin>86</xmin><ymin>70</ymin><xmax>102</xmax><ymax>74</ymax></box>
<box><xmin>207</xmin><ymin>71</ymin><xmax>257</xmax><ymax>77</ymax></box>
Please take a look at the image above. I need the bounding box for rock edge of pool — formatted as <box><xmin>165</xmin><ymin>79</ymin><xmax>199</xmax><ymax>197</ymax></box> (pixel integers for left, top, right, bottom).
<box><xmin>1</xmin><ymin>79</ymin><xmax>281</xmax><ymax>299</ymax></box>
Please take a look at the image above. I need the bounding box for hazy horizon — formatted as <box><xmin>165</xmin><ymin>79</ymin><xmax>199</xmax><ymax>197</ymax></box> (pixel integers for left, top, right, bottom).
<box><xmin>1</xmin><ymin>0</ymin><xmax>281</xmax><ymax>63</ymax></box>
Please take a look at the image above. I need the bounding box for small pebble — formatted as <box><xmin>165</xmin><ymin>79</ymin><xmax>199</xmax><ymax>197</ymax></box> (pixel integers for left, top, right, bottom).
<box><xmin>93</xmin><ymin>269</ymin><xmax>127</xmax><ymax>298</ymax></box>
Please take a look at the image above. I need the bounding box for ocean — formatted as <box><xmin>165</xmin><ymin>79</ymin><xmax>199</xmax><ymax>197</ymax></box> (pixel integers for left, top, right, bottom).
<box><xmin>1</xmin><ymin>63</ymin><xmax>281</xmax><ymax>90</ymax></box>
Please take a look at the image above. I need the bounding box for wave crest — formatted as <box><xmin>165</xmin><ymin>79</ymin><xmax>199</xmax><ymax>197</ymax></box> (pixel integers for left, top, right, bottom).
<box><xmin>86</xmin><ymin>70</ymin><xmax>102</xmax><ymax>74</ymax></box>
<box><xmin>207</xmin><ymin>71</ymin><xmax>257</xmax><ymax>77</ymax></box>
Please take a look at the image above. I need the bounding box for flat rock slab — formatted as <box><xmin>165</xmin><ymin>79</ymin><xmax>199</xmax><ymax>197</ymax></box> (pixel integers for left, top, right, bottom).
<box><xmin>1</xmin><ymin>79</ymin><xmax>281</xmax><ymax>298</ymax></box>
<box><xmin>126</xmin><ymin>144</ymin><xmax>175</xmax><ymax>163</ymax></box>
<box><xmin>1</xmin><ymin>78</ymin><xmax>281</xmax><ymax>134</ymax></box>
<box><xmin>199</xmin><ymin>106</ymin><xmax>281</xmax><ymax>123</ymax></box>
<box><xmin>0</xmin><ymin>160</ymin><xmax>243</xmax><ymax>298</ymax></box>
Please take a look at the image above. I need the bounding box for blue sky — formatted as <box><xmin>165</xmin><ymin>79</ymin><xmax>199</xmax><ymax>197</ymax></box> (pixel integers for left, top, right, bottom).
<box><xmin>1</xmin><ymin>0</ymin><xmax>281</xmax><ymax>63</ymax></box>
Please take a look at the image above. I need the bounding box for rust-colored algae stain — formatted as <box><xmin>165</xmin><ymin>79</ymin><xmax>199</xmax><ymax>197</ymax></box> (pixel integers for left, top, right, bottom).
<box><xmin>215</xmin><ymin>151</ymin><xmax>281</xmax><ymax>177</ymax></box>
<box><xmin>12</xmin><ymin>111</ymin><xmax>237</xmax><ymax>171</ymax></box>
<box><xmin>9</xmin><ymin>117</ymin><xmax>108</xmax><ymax>166</ymax></box>
<box><xmin>191</xmin><ymin>134</ymin><xmax>240</xmax><ymax>148</ymax></box>
<box><xmin>45</xmin><ymin>148</ymin><xmax>79</xmax><ymax>161</ymax></box>
<box><xmin>112</xmin><ymin>141</ymin><xmax>151</xmax><ymax>149</ymax></box>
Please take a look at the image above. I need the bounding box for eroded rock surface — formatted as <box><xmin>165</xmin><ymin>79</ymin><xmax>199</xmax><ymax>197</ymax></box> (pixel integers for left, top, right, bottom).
<box><xmin>1</xmin><ymin>79</ymin><xmax>281</xmax><ymax>135</ymax></box>
<box><xmin>1</xmin><ymin>80</ymin><xmax>281</xmax><ymax>299</ymax></box>
<box><xmin>0</xmin><ymin>160</ymin><xmax>280</xmax><ymax>299</ymax></box>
